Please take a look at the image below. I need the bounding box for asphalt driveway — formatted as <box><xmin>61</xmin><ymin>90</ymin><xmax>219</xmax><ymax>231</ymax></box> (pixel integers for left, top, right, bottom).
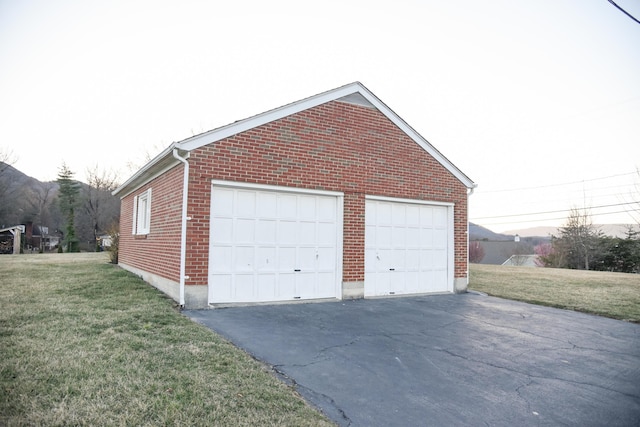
<box><xmin>185</xmin><ymin>293</ymin><xmax>640</xmax><ymax>426</ymax></box>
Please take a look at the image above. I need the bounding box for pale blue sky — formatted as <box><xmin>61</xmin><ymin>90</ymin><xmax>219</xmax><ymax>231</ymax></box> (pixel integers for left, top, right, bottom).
<box><xmin>1</xmin><ymin>0</ymin><xmax>639</xmax><ymax>231</ymax></box>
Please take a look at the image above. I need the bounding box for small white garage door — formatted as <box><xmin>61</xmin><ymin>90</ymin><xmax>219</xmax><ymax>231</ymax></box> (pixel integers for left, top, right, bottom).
<box><xmin>209</xmin><ymin>182</ymin><xmax>342</xmax><ymax>304</ymax></box>
<box><xmin>365</xmin><ymin>197</ymin><xmax>453</xmax><ymax>297</ymax></box>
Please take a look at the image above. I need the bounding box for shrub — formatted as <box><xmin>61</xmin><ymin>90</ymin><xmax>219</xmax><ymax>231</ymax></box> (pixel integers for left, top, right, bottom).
<box><xmin>106</xmin><ymin>223</ymin><xmax>119</xmax><ymax>264</ymax></box>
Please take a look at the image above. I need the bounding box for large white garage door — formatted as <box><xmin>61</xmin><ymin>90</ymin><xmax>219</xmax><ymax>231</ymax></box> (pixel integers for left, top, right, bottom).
<box><xmin>209</xmin><ymin>182</ymin><xmax>342</xmax><ymax>304</ymax></box>
<box><xmin>365</xmin><ymin>197</ymin><xmax>453</xmax><ymax>297</ymax></box>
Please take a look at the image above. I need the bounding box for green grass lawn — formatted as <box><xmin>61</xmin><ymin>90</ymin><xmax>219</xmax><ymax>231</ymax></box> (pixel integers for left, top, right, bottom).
<box><xmin>0</xmin><ymin>253</ymin><xmax>333</xmax><ymax>426</ymax></box>
<box><xmin>469</xmin><ymin>263</ymin><xmax>640</xmax><ymax>323</ymax></box>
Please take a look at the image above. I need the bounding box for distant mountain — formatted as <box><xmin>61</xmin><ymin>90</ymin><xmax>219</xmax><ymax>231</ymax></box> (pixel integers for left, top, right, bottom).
<box><xmin>469</xmin><ymin>222</ymin><xmax>513</xmax><ymax>241</ymax></box>
<box><xmin>0</xmin><ymin>161</ymin><xmax>52</xmax><ymax>195</ymax></box>
<box><xmin>504</xmin><ymin>224</ymin><xmax>640</xmax><ymax>239</ymax></box>
<box><xmin>502</xmin><ymin>226</ymin><xmax>557</xmax><ymax>238</ymax></box>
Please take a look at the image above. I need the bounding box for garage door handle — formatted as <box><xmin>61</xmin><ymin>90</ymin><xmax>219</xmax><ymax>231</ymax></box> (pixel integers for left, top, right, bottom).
<box><xmin>294</xmin><ymin>269</ymin><xmax>301</xmax><ymax>272</ymax></box>
<box><xmin>389</xmin><ymin>268</ymin><xmax>395</xmax><ymax>271</ymax></box>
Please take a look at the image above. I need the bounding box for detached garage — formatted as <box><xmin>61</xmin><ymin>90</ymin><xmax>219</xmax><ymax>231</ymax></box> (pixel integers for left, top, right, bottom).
<box><xmin>113</xmin><ymin>82</ymin><xmax>476</xmax><ymax>308</ymax></box>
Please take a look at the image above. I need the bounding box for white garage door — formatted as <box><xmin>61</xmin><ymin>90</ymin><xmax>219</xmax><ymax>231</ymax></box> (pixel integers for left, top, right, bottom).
<box><xmin>209</xmin><ymin>182</ymin><xmax>342</xmax><ymax>303</ymax></box>
<box><xmin>365</xmin><ymin>197</ymin><xmax>453</xmax><ymax>297</ymax></box>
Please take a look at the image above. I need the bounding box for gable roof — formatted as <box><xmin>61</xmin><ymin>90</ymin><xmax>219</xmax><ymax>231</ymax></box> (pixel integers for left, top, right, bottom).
<box><xmin>114</xmin><ymin>82</ymin><xmax>476</xmax><ymax>196</ymax></box>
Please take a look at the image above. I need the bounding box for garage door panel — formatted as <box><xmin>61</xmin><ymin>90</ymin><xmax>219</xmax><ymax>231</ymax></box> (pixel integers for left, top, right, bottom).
<box><xmin>406</xmin><ymin>271</ymin><xmax>420</xmax><ymax>293</ymax></box>
<box><xmin>279</xmin><ymin>221</ymin><xmax>297</xmax><ymax>244</ymax></box>
<box><xmin>235</xmin><ymin>275</ymin><xmax>254</xmax><ymax>300</ymax></box>
<box><xmin>377</xmin><ymin>249</ymin><xmax>392</xmax><ymax>270</ymax></box>
<box><xmin>377</xmin><ymin>226</ymin><xmax>392</xmax><ymax>246</ymax></box>
<box><xmin>433</xmin><ymin>208</ymin><xmax>447</xmax><ymax>227</ymax></box>
<box><xmin>377</xmin><ymin>203</ymin><xmax>392</xmax><ymax>224</ymax></box>
<box><xmin>296</xmin><ymin>272</ymin><xmax>318</xmax><ymax>298</ymax></box>
<box><xmin>317</xmin><ymin>197</ymin><xmax>336</xmax><ymax>220</ymax></box>
<box><xmin>278</xmin><ymin>247</ymin><xmax>296</xmax><ymax>270</ymax></box>
<box><xmin>278</xmin><ymin>194</ymin><xmax>297</xmax><ymax>218</ymax></box>
<box><xmin>392</xmin><ymin>227</ymin><xmax>406</xmax><ymax>247</ymax></box>
<box><xmin>406</xmin><ymin>228</ymin><xmax>420</xmax><ymax>247</ymax></box>
<box><xmin>420</xmin><ymin>206</ymin><xmax>433</xmax><ymax>227</ymax></box>
<box><xmin>434</xmin><ymin>250</ymin><xmax>447</xmax><ymax>266</ymax></box>
<box><xmin>211</xmin><ymin>188</ymin><xmax>234</xmax><ymax>216</ymax></box>
<box><xmin>392</xmin><ymin>203</ymin><xmax>406</xmax><ymax>225</ymax></box>
<box><xmin>421</xmin><ymin>249</ymin><xmax>433</xmax><ymax>268</ymax></box>
<box><xmin>405</xmin><ymin>249</ymin><xmax>420</xmax><ymax>271</ymax></box>
<box><xmin>257</xmin><ymin>274</ymin><xmax>276</xmax><ymax>299</ymax></box>
<box><xmin>298</xmin><ymin>196</ymin><xmax>316</xmax><ymax>219</ymax></box>
<box><xmin>257</xmin><ymin>192</ymin><xmax>277</xmax><ymax>216</ymax></box>
<box><xmin>237</xmin><ymin>191</ymin><xmax>256</xmax><ymax>216</ymax></box>
<box><xmin>278</xmin><ymin>274</ymin><xmax>296</xmax><ymax>298</ymax></box>
<box><xmin>211</xmin><ymin>246</ymin><xmax>232</xmax><ymax>270</ymax></box>
<box><xmin>298</xmin><ymin>222</ymin><xmax>316</xmax><ymax>245</ymax></box>
<box><xmin>211</xmin><ymin>274</ymin><xmax>233</xmax><ymax>300</ymax></box>
<box><xmin>236</xmin><ymin>219</ymin><xmax>255</xmax><ymax>242</ymax></box>
<box><xmin>318</xmin><ymin>223</ymin><xmax>336</xmax><ymax>245</ymax></box>
<box><xmin>392</xmin><ymin>250</ymin><xmax>406</xmax><ymax>270</ymax></box>
<box><xmin>214</xmin><ymin>218</ymin><xmax>233</xmax><ymax>243</ymax></box>
<box><xmin>210</xmin><ymin>184</ymin><xmax>340</xmax><ymax>303</ymax></box>
<box><xmin>256</xmin><ymin>220</ymin><xmax>276</xmax><ymax>243</ymax></box>
<box><xmin>420</xmin><ymin>228</ymin><xmax>433</xmax><ymax>245</ymax></box>
<box><xmin>406</xmin><ymin>205</ymin><xmax>420</xmax><ymax>225</ymax></box>
<box><xmin>365</xmin><ymin>199</ymin><xmax>451</xmax><ymax>297</ymax></box>
<box><xmin>235</xmin><ymin>246</ymin><xmax>254</xmax><ymax>272</ymax></box>
<box><xmin>256</xmin><ymin>247</ymin><xmax>276</xmax><ymax>271</ymax></box>
<box><xmin>298</xmin><ymin>247</ymin><xmax>317</xmax><ymax>270</ymax></box>
<box><xmin>317</xmin><ymin>247</ymin><xmax>336</xmax><ymax>270</ymax></box>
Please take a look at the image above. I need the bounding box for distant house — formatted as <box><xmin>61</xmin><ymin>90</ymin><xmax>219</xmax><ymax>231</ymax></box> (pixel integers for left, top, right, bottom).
<box><xmin>473</xmin><ymin>239</ymin><xmax>540</xmax><ymax>266</ymax></box>
<box><xmin>0</xmin><ymin>225</ymin><xmax>24</xmax><ymax>254</ymax></box>
<box><xmin>502</xmin><ymin>254</ymin><xmax>540</xmax><ymax>267</ymax></box>
<box><xmin>113</xmin><ymin>82</ymin><xmax>476</xmax><ymax>308</ymax></box>
<box><xmin>98</xmin><ymin>234</ymin><xmax>112</xmax><ymax>249</ymax></box>
<box><xmin>24</xmin><ymin>222</ymin><xmax>61</xmax><ymax>251</ymax></box>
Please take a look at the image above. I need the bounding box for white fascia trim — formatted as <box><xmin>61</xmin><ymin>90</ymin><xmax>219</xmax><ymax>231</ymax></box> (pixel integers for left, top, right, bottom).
<box><xmin>114</xmin><ymin>160</ymin><xmax>182</xmax><ymax>199</ymax></box>
<box><xmin>112</xmin><ymin>143</ymin><xmax>189</xmax><ymax>198</ymax></box>
<box><xmin>212</xmin><ymin>180</ymin><xmax>344</xmax><ymax>198</ymax></box>
<box><xmin>365</xmin><ymin>194</ymin><xmax>454</xmax><ymax>207</ymax></box>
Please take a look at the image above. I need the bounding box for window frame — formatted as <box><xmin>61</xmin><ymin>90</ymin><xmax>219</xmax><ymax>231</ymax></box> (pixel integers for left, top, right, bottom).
<box><xmin>132</xmin><ymin>188</ymin><xmax>152</xmax><ymax>235</ymax></box>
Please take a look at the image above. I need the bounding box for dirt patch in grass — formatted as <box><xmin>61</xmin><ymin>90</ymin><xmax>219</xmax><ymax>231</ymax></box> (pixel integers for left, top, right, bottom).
<box><xmin>0</xmin><ymin>253</ymin><xmax>333</xmax><ymax>426</ymax></box>
<box><xmin>469</xmin><ymin>264</ymin><xmax>640</xmax><ymax>323</ymax></box>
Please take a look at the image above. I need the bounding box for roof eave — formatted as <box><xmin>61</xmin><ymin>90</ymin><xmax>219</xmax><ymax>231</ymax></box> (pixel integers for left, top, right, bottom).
<box><xmin>115</xmin><ymin>81</ymin><xmax>476</xmax><ymax>196</ymax></box>
<box><xmin>112</xmin><ymin>143</ymin><xmax>180</xmax><ymax>197</ymax></box>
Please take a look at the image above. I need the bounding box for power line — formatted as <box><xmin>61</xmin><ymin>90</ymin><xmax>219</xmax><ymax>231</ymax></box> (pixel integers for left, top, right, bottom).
<box><xmin>475</xmin><ymin>209</ymin><xmax>636</xmax><ymax>227</ymax></box>
<box><xmin>479</xmin><ymin>171</ymin><xmax>637</xmax><ymax>194</ymax></box>
<box><xmin>471</xmin><ymin>201</ymin><xmax>637</xmax><ymax>221</ymax></box>
<box><xmin>607</xmin><ymin>0</ymin><xmax>640</xmax><ymax>25</ymax></box>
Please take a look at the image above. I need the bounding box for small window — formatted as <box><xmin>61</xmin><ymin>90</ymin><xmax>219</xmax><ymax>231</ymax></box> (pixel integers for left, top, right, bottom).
<box><xmin>132</xmin><ymin>189</ymin><xmax>152</xmax><ymax>235</ymax></box>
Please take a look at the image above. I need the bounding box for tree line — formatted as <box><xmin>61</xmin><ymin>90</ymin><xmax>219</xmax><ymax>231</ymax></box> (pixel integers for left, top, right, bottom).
<box><xmin>0</xmin><ymin>153</ymin><xmax>120</xmax><ymax>253</ymax></box>
<box><xmin>538</xmin><ymin>208</ymin><xmax>640</xmax><ymax>273</ymax></box>
<box><xmin>470</xmin><ymin>207</ymin><xmax>640</xmax><ymax>274</ymax></box>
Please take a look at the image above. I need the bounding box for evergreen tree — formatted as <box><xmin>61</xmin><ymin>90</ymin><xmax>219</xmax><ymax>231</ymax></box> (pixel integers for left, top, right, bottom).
<box><xmin>57</xmin><ymin>163</ymin><xmax>80</xmax><ymax>252</ymax></box>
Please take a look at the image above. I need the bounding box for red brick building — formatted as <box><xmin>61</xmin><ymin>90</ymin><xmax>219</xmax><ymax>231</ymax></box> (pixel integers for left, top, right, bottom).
<box><xmin>113</xmin><ymin>82</ymin><xmax>476</xmax><ymax>308</ymax></box>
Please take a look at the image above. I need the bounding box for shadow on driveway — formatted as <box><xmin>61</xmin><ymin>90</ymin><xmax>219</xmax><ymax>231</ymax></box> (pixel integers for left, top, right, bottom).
<box><xmin>185</xmin><ymin>293</ymin><xmax>640</xmax><ymax>426</ymax></box>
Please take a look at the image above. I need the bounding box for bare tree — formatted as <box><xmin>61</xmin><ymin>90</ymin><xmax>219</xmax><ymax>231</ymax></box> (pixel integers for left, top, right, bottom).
<box><xmin>82</xmin><ymin>165</ymin><xmax>121</xmax><ymax>249</ymax></box>
<box><xmin>0</xmin><ymin>147</ymin><xmax>17</xmax><ymax>203</ymax></box>
<box><xmin>24</xmin><ymin>181</ymin><xmax>56</xmax><ymax>225</ymax></box>
<box><xmin>555</xmin><ymin>208</ymin><xmax>601</xmax><ymax>269</ymax></box>
<box><xmin>468</xmin><ymin>241</ymin><xmax>485</xmax><ymax>263</ymax></box>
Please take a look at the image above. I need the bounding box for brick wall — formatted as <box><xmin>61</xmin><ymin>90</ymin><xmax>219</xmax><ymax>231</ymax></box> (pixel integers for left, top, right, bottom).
<box><xmin>183</xmin><ymin>99</ymin><xmax>468</xmax><ymax>286</ymax></box>
<box><xmin>119</xmin><ymin>165</ymin><xmax>184</xmax><ymax>282</ymax></box>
